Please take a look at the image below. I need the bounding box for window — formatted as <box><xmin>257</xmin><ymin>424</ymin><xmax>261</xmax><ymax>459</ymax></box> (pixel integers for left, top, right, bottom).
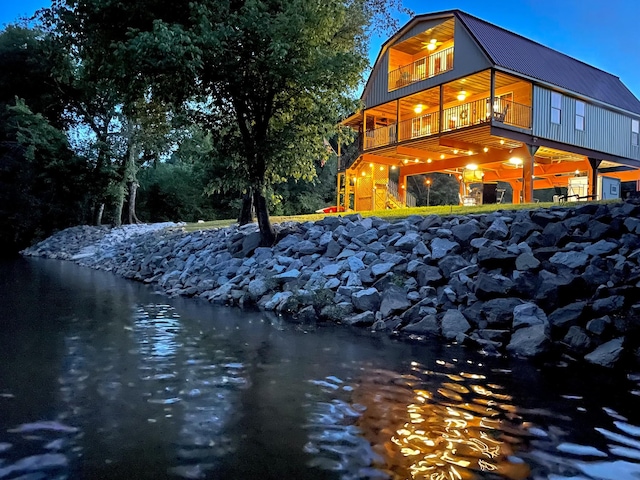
<box><xmin>551</xmin><ymin>92</ymin><xmax>562</xmax><ymax>124</ymax></box>
<box><xmin>633</xmin><ymin>119</ymin><xmax>639</xmax><ymax>146</ymax></box>
<box><xmin>575</xmin><ymin>101</ymin><xmax>585</xmax><ymax>131</ymax></box>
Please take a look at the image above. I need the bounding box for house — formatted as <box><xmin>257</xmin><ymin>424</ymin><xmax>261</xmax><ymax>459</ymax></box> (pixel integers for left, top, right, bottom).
<box><xmin>337</xmin><ymin>10</ymin><xmax>640</xmax><ymax>210</ymax></box>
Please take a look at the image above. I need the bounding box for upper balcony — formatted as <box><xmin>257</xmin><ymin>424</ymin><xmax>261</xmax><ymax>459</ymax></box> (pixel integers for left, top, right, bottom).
<box><xmin>387</xmin><ymin>17</ymin><xmax>455</xmax><ymax>92</ymax></box>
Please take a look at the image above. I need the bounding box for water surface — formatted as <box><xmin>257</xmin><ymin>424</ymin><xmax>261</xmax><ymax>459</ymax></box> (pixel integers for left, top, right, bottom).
<box><xmin>1</xmin><ymin>258</ymin><xmax>640</xmax><ymax>479</ymax></box>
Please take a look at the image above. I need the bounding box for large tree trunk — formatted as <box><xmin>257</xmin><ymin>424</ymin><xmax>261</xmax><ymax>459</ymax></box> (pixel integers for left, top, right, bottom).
<box><xmin>128</xmin><ymin>181</ymin><xmax>140</xmax><ymax>224</ymax></box>
<box><xmin>113</xmin><ymin>182</ymin><xmax>125</xmax><ymax>227</ymax></box>
<box><xmin>253</xmin><ymin>189</ymin><xmax>275</xmax><ymax>246</ymax></box>
<box><xmin>95</xmin><ymin>203</ymin><xmax>105</xmax><ymax>226</ymax></box>
<box><xmin>238</xmin><ymin>189</ymin><xmax>253</xmax><ymax>225</ymax></box>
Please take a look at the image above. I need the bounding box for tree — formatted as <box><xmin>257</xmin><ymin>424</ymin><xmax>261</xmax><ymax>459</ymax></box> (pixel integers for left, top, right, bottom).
<box><xmin>408</xmin><ymin>173</ymin><xmax>460</xmax><ymax>206</ymax></box>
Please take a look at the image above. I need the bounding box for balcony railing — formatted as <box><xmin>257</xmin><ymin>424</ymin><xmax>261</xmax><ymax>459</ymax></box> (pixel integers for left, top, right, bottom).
<box><xmin>362</xmin><ymin>97</ymin><xmax>532</xmax><ymax>151</ymax></box>
<box><xmin>364</xmin><ymin>124</ymin><xmax>397</xmax><ymax>150</ymax></box>
<box><xmin>388</xmin><ymin>46</ymin><xmax>454</xmax><ymax>91</ymax></box>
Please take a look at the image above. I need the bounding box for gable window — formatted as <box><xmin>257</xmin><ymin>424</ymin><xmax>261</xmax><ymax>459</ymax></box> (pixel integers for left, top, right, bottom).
<box><xmin>575</xmin><ymin>101</ymin><xmax>585</xmax><ymax>131</ymax></box>
<box><xmin>551</xmin><ymin>92</ymin><xmax>562</xmax><ymax>124</ymax></box>
<box><xmin>633</xmin><ymin>119</ymin><xmax>639</xmax><ymax>146</ymax></box>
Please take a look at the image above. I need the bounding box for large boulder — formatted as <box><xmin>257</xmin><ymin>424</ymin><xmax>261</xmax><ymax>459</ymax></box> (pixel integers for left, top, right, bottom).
<box><xmin>584</xmin><ymin>337</ymin><xmax>625</xmax><ymax>367</ymax></box>
<box><xmin>403</xmin><ymin>315</ymin><xmax>440</xmax><ymax>335</ymax></box>
<box><xmin>343</xmin><ymin>311</ymin><xmax>375</xmax><ymax>327</ymax></box>
<box><xmin>474</xmin><ymin>273</ymin><xmax>514</xmax><ymax>299</ymax></box>
<box><xmin>506</xmin><ymin>324</ymin><xmax>550</xmax><ymax>357</ymax></box>
<box><xmin>379</xmin><ymin>285</ymin><xmax>411</xmax><ymax>318</ymax></box>
<box><xmin>351</xmin><ymin>288</ymin><xmax>381</xmax><ymax>312</ymax></box>
<box><xmin>563</xmin><ymin>326</ymin><xmax>592</xmax><ymax>353</ymax></box>
<box><xmin>548</xmin><ymin>301</ymin><xmax>586</xmax><ymax>331</ymax></box>
<box><xmin>430</xmin><ymin>238</ymin><xmax>459</xmax><ymax>260</ymax></box>
<box><xmin>441</xmin><ymin>309</ymin><xmax>471</xmax><ymax>340</ymax></box>
<box><xmin>512</xmin><ymin>303</ymin><xmax>548</xmax><ymax>330</ymax></box>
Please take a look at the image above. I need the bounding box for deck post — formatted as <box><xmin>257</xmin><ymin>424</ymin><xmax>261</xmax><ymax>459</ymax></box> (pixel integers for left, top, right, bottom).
<box><xmin>438</xmin><ymin>85</ymin><xmax>443</xmax><ymax>134</ymax></box>
<box><xmin>490</xmin><ymin>69</ymin><xmax>496</xmax><ymax>119</ymax></box>
<box><xmin>588</xmin><ymin>157</ymin><xmax>602</xmax><ymax>199</ymax></box>
<box><xmin>523</xmin><ymin>144</ymin><xmax>539</xmax><ymax>203</ymax></box>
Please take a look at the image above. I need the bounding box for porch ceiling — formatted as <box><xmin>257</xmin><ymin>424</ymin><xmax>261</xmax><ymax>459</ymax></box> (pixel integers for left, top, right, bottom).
<box><xmin>393</xmin><ymin>18</ymin><xmax>455</xmax><ymax>55</ymax></box>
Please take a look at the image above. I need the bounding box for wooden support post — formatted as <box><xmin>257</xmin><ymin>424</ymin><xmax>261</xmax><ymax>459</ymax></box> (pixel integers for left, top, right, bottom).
<box><xmin>509</xmin><ymin>180</ymin><xmax>522</xmax><ymax>204</ymax></box>
<box><xmin>523</xmin><ymin>144</ymin><xmax>539</xmax><ymax>203</ymax></box>
<box><xmin>588</xmin><ymin>157</ymin><xmax>602</xmax><ymax>199</ymax></box>
<box><xmin>490</xmin><ymin>69</ymin><xmax>496</xmax><ymax>119</ymax></box>
<box><xmin>438</xmin><ymin>85</ymin><xmax>444</xmax><ymax>134</ymax></box>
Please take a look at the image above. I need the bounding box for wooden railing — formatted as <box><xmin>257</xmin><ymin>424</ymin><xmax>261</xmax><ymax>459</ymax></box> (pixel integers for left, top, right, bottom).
<box><xmin>364</xmin><ymin>124</ymin><xmax>397</xmax><ymax>150</ymax></box>
<box><xmin>388</xmin><ymin>46</ymin><xmax>454</xmax><ymax>91</ymax></box>
<box><xmin>388</xmin><ymin>180</ymin><xmax>417</xmax><ymax>208</ymax></box>
<box><xmin>398</xmin><ymin>111</ymin><xmax>440</xmax><ymax>142</ymax></box>
<box><xmin>362</xmin><ymin>97</ymin><xmax>532</xmax><ymax>151</ymax></box>
<box><xmin>337</xmin><ymin>134</ymin><xmax>362</xmax><ymax>171</ymax></box>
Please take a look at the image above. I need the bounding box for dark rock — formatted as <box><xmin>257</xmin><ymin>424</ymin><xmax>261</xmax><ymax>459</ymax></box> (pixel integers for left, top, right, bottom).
<box><xmin>394</xmin><ymin>232</ymin><xmax>421</xmax><ymax>252</ymax></box>
<box><xmin>297</xmin><ymin>305</ymin><xmax>318</xmax><ymax>323</ymax></box>
<box><xmin>351</xmin><ymin>288</ymin><xmax>381</xmax><ymax>312</ymax></box>
<box><xmin>584</xmin><ymin>240</ymin><xmax>618</xmax><ymax>257</ymax></box>
<box><xmin>513</xmin><ymin>303</ymin><xmax>548</xmax><ymax>330</ymax></box>
<box><xmin>438</xmin><ymin>255</ymin><xmax>471</xmax><ymax>278</ymax></box>
<box><xmin>591</xmin><ymin>295</ymin><xmax>625</xmax><ymax>316</ymax></box>
<box><xmin>403</xmin><ymin>315</ymin><xmax>439</xmax><ymax>335</ymax></box>
<box><xmin>549</xmin><ymin>251</ymin><xmax>589</xmax><ymax>269</ymax></box>
<box><xmin>379</xmin><ymin>284</ymin><xmax>411</xmax><ymax>318</ymax></box>
<box><xmin>343</xmin><ymin>311</ymin><xmax>375</xmax><ymax>327</ymax></box>
<box><xmin>586</xmin><ymin>316</ymin><xmax>612</xmax><ymax>336</ymax></box>
<box><xmin>584</xmin><ymin>337</ymin><xmax>624</xmax><ymax>367</ymax></box>
<box><xmin>510</xmin><ymin>220</ymin><xmax>540</xmax><ymax>243</ymax></box>
<box><xmin>451</xmin><ymin>220</ymin><xmax>481</xmax><ymax>243</ymax></box>
<box><xmin>583</xmin><ymin>221</ymin><xmax>612</xmax><ymax>241</ymax></box>
<box><xmin>416</xmin><ymin>265</ymin><xmax>443</xmax><ymax>286</ymax></box>
<box><xmin>530</xmin><ymin>211</ymin><xmax>557</xmax><ymax>228</ymax></box>
<box><xmin>548</xmin><ymin>301</ymin><xmax>586</xmax><ymax>331</ymax></box>
<box><xmin>419</xmin><ymin>215</ymin><xmax>443</xmax><ymax>231</ymax></box>
<box><xmin>319</xmin><ymin>302</ymin><xmax>354</xmax><ymax>322</ymax></box>
<box><xmin>481</xmin><ymin>298</ymin><xmax>524</xmax><ymax>327</ymax></box>
<box><xmin>541</xmin><ymin>222</ymin><xmax>570</xmax><ymax>247</ymax></box>
<box><xmin>477</xmin><ymin>329</ymin><xmax>511</xmax><ymax>343</ymax></box>
<box><xmin>484</xmin><ymin>218</ymin><xmax>510</xmax><ymax>240</ymax></box>
<box><xmin>474</xmin><ymin>273</ymin><xmax>514</xmax><ymax>300</ymax></box>
<box><xmin>325</xmin><ymin>240</ymin><xmax>342</xmax><ymax>258</ymax></box>
<box><xmin>563</xmin><ymin>326</ymin><xmax>592</xmax><ymax>353</ymax></box>
<box><xmin>506</xmin><ymin>324</ymin><xmax>550</xmax><ymax>358</ymax></box>
<box><xmin>477</xmin><ymin>246</ymin><xmax>518</xmax><ymax>267</ymax></box>
<box><xmin>430</xmin><ymin>238</ymin><xmax>459</xmax><ymax>260</ymax></box>
<box><xmin>441</xmin><ymin>309</ymin><xmax>472</xmax><ymax>340</ymax></box>
<box><xmin>516</xmin><ymin>252</ymin><xmax>540</xmax><ymax>271</ymax></box>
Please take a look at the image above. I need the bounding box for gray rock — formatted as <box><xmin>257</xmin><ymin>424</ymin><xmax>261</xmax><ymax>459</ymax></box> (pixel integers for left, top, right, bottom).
<box><xmin>403</xmin><ymin>315</ymin><xmax>440</xmax><ymax>335</ymax></box>
<box><xmin>274</xmin><ymin>269</ymin><xmax>301</xmax><ymax>283</ymax></box>
<box><xmin>477</xmin><ymin>329</ymin><xmax>510</xmax><ymax>343</ymax></box>
<box><xmin>516</xmin><ymin>252</ymin><xmax>540</xmax><ymax>271</ymax></box>
<box><xmin>416</xmin><ymin>265</ymin><xmax>443</xmax><ymax>286</ymax></box>
<box><xmin>451</xmin><ymin>220</ymin><xmax>481</xmax><ymax>243</ymax></box>
<box><xmin>347</xmin><ymin>256</ymin><xmax>365</xmax><ymax>273</ymax></box>
<box><xmin>321</xmin><ymin>263</ymin><xmax>342</xmax><ymax>276</ymax></box>
<box><xmin>379</xmin><ymin>285</ymin><xmax>411</xmax><ymax>318</ymax></box>
<box><xmin>549</xmin><ymin>251</ymin><xmax>590</xmax><ymax>269</ymax></box>
<box><xmin>297</xmin><ymin>305</ymin><xmax>318</xmax><ymax>323</ymax></box>
<box><xmin>430</xmin><ymin>238</ymin><xmax>459</xmax><ymax>260</ymax></box>
<box><xmin>586</xmin><ymin>316</ymin><xmax>612</xmax><ymax>336</ymax></box>
<box><xmin>584</xmin><ymin>337</ymin><xmax>624</xmax><ymax>367</ymax></box>
<box><xmin>343</xmin><ymin>311</ymin><xmax>375</xmax><ymax>327</ymax></box>
<box><xmin>563</xmin><ymin>326</ymin><xmax>592</xmax><ymax>353</ymax></box>
<box><xmin>351</xmin><ymin>288</ymin><xmax>381</xmax><ymax>312</ymax></box>
<box><xmin>371</xmin><ymin>262</ymin><xmax>396</xmax><ymax>276</ymax></box>
<box><xmin>548</xmin><ymin>301</ymin><xmax>586</xmax><ymax>330</ymax></box>
<box><xmin>506</xmin><ymin>324</ymin><xmax>550</xmax><ymax>357</ymax></box>
<box><xmin>394</xmin><ymin>232</ymin><xmax>421</xmax><ymax>251</ymax></box>
<box><xmin>474</xmin><ymin>273</ymin><xmax>514</xmax><ymax>300</ymax></box>
<box><xmin>484</xmin><ymin>218</ymin><xmax>509</xmax><ymax>240</ymax></box>
<box><xmin>481</xmin><ymin>298</ymin><xmax>525</xmax><ymax>327</ymax></box>
<box><xmin>441</xmin><ymin>309</ymin><xmax>471</xmax><ymax>340</ymax></box>
<box><xmin>356</xmin><ymin>229</ymin><xmax>379</xmax><ymax>245</ymax></box>
<box><xmin>584</xmin><ymin>240</ymin><xmax>618</xmax><ymax>257</ymax></box>
<box><xmin>591</xmin><ymin>295</ymin><xmax>625</xmax><ymax>316</ymax></box>
<box><xmin>248</xmin><ymin>278</ymin><xmax>270</xmax><ymax>300</ymax></box>
<box><xmin>438</xmin><ymin>255</ymin><xmax>470</xmax><ymax>278</ymax></box>
<box><xmin>513</xmin><ymin>303</ymin><xmax>548</xmax><ymax>330</ymax></box>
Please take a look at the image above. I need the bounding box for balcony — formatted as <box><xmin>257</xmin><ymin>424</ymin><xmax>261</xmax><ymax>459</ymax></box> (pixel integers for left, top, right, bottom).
<box><xmin>388</xmin><ymin>47</ymin><xmax>454</xmax><ymax>91</ymax></box>
<box><xmin>363</xmin><ymin>97</ymin><xmax>531</xmax><ymax>150</ymax></box>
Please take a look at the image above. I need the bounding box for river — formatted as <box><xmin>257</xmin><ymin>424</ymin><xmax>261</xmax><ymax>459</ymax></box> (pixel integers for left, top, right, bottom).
<box><xmin>1</xmin><ymin>258</ymin><xmax>640</xmax><ymax>480</ymax></box>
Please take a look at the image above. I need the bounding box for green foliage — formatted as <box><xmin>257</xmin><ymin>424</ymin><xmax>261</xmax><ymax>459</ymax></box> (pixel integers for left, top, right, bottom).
<box><xmin>0</xmin><ymin>100</ymin><xmax>88</xmax><ymax>253</ymax></box>
<box><xmin>408</xmin><ymin>173</ymin><xmax>460</xmax><ymax>206</ymax></box>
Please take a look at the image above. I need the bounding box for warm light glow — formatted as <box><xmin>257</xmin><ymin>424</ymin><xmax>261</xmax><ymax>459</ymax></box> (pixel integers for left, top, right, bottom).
<box><xmin>426</xmin><ymin>179</ymin><xmax>431</xmax><ymax>185</ymax></box>
<box><xmin>414</xmin><ymin>158</ymin><xmax>419</xmax><ymax>163</ymax></box>
<box><xmin>509</xmin><ymin>157</ymin><xmax>523</xmax><ymax>166</ymax></box>
<box><xmin>427</xmin><ymin>158</ymin><xmax>432</xmax><ymax>163</ymax></box>
<box><xmin>483</xmin><ymin>147</ymin><xmax>489</xmax><ymax>153</ymax></box>
<box><xmin>440</xmin><ymin>154</ymin><xmax>445</xmax><ymax>159</ymax></box>
<box><xmin>414</xmin><ymin>104</ymin><xmax>424</xmax><ymax>114</ymax></box>
<box><xmin>403</xmin><ymin>159</ymin><xmax>409</xmax><ymax>164</ymax></box>
<box><xmin>427</xmin><ymin>39</ymin><xmax>437</xmax><ymax>51</ymax></box>
<box><xmin>500</xmin><ymin>139</ymin><xmax>505</xmax><ymax>145</ymax></box>
<box><xmin>401</xmin><ymin>185</ymin><xmax>405</xmax><ymax>189</ymax></box>
<box><xmin>453</xmin><ymin>149</ymin><xmax>459</xmax><ymax>154</ymax></box>
<box><xmin>468</xmin><ymin>151</ymin><xmax>474</xmax><ymax>156</ymax></box>
<box><xmin>466</xmin><ymin>163</ymin><xmax>478</xmax><ymax>170</ymax></box>
<box><xmin>575</xmin><ymin>169</ymin><xmax>581</xmax><ymax>175</ymax></box>
<box><xmin>369</xmin><ymin>163</ymin><xmax>373</xmax><ymax>167</ymax></box>
<box><xmin>361</xmin><ymin>171</ymin><xmax>366</xmax><ymax>176</ymax></box>
<box><xmin>391</xmin><ymin>165</ymin><xmax>396</xmax><ymax>170</ymax></box>
<box><xmin>458</xmin><ymin>174</ymin><xmax>463</xmax><ymax>180</ymax></box>
<box><xmin>457</xmin><ymin>91</ymin><xmax>467</xmax><ymax>101</ymax></box>
<box><xmin>379</xmin><ymin>166</ymin><xmax>384</xmax><ymax>171</ymax></box>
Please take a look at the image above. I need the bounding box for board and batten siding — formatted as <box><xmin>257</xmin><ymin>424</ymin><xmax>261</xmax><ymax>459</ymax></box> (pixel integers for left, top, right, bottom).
<box><xmin>533</xmin><ymin>86</ymin><xmax>640</xmax><ymax>161</ymax></box>
<box><xmin>362</xmin><ymin>17</ymin><xmax>492</xmax><ymax>109</ymax></box>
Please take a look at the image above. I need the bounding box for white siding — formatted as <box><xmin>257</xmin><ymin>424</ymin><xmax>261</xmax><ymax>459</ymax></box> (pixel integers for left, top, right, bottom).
<box><xmin>533</xmin><ymin>86</ymin><xmax>640</xmax><ymax>161</ymax></box>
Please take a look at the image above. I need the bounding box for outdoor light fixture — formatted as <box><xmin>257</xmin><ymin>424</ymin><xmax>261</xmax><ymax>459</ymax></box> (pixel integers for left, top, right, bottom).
<box><xmin>379</xmin><ymin>166</ymin><xmax>384</xmax><ymax>171</ymax></box>
<box><xmin>440</xmin><ymin>154</ymin><xmax>445</xmax><ymax>159</ymax></box>
<box><xmin>575</xmin><ymin>169</ymin><xmax>581</xmax><ymax>175</ymax></box>
<box><xmin>509</xmin><ymin>157</ymin><xmax>523</xmax><ymax>166</ymax></box>
<box><xmin>369</xmin><ymin>163</ymin><xmax>373</xmax><ymax>167</ymax></box>
<box><xmin>427</xmin><ymin>39</ymin><xmax>437</xmax><ymax>51</ymax></box>
<box><xmin>467</xmin><ymin>151</ymin><xmax>474</xmax><ymax>155</ymax></box>
<box><xmin>453</xmin><ymin>149</ymin><xmax>459</xmax><ymax>154</ymax></box>
<box><xmin>427</xmin><ymin>158</ymin><xmax>432</xmax><ymax>163</ymax></box>
<box><xmin>391</xmin><ymin>166</ymin><xmax>396</xmax><ymax>170</ymax></box>
<box><xmin>466</xmin><ymin>163</ymin><xmax>478</xmax><ymax>170</ymax></box>
<box><xmin>414</xmin><ymin>158</ymin><xmax>419</xmax><ymax>163</ymax></box>
<box><xmin>403</xmin><ymin>159</ymin><xmax>409</xmax><ymax>164</ymax></box>
<box><xmin>414</xmin><ymin>104</ymin><xmax>424</xmax><ymax>114</ymax></box>
<box><xmin>483</xmin><ymin>147</ymin><xmax>489</xmax><ymax>153</ymax></box>
<box><xmin>457</xmin><ymin>91</ymin><xmax>467</xmax><ymax>101</ymax></box>
<box><xmin>362</xmin><ymin>171</ymin><xmax>366</xmax><ymax>176</ymax></box>
<box><xmin>500</xmin><ymin>140</ymin><xmax>505</xmax><ymax>145</ymax></box>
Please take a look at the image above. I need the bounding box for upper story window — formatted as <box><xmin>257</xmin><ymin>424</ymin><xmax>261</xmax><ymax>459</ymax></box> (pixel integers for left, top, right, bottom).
<box><xmin>575</xmin><ymin>101</ymin><xmax>585</xmax><ymax>131</ymax></box>
<box><xmin>633</xmin><ymin>119</ymin><xmax>639</xmax><ymax>146</ymax></box>
<box><xmin>551</xmin><ymin>92</ymin><xmax>562</xmax><ymax>124</ymax></box>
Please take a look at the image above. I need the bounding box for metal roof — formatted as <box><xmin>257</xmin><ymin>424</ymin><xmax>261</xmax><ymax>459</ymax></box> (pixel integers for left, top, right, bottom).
<box><xmin>454</xmin><ymin>11</ymin><xmax>640</xmax><ymax>115</ymax></box>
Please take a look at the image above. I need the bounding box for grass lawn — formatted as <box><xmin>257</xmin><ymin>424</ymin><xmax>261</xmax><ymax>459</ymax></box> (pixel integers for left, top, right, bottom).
<box><xmin>183</xmin><ymin>200</ymin><xmax>622</xmax><ymax>232</ymax></box>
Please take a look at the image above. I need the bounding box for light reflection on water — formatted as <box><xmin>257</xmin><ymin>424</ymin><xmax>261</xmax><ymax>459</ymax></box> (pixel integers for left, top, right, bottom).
<box><xmin>1</xmin><ymin>259</ymin><xmax>640</xmax><ymax>479</ymax></box>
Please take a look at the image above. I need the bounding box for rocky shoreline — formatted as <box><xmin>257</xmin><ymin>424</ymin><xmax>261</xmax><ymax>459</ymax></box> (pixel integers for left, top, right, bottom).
<box><xmin>22</xmin><ymin>201</ymin><xmax>640</xmax><ymax>368</ymax></box>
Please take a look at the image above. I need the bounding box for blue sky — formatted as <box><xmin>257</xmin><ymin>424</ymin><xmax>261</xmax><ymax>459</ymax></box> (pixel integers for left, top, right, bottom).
<box><xmin>2</xmin><ymin>0</ymin><xmax>640</xmax><ymax>97</ymax></box>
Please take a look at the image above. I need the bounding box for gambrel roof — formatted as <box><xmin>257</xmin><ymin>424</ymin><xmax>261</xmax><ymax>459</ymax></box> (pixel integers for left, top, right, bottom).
<box><xmin>455</xmin><ymin>11</ymin><xmax>640</xmax><ymax>115</ymax></box>
<box><xmin>367</xmin><ymin>10</ymin><xmax>640</xmax><ymax>115</ymax></box>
